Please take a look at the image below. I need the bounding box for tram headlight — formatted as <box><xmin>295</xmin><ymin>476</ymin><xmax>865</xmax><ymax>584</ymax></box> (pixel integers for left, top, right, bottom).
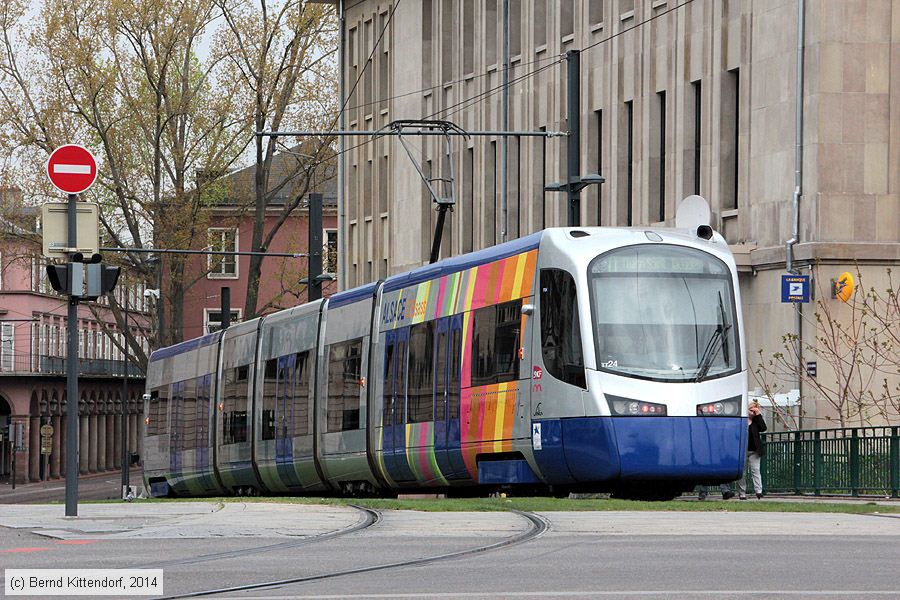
<box><xmin>696</xmin><ymin>396</ymin><xmax>742</xmax><ymax>416</ymax></box>
<box><xmin>606</xmin><ymin>395</ymin><xmax>667</xmax><ymax>416</ymax></box>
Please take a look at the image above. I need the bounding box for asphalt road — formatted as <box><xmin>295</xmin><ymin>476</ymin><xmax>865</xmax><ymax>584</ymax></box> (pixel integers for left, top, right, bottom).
<box><xmin>0</xmin><ymin>468</ymin><xmax>140</xmax><ymax>504</ymax></box>
<box><xmin>1</xmin><ymin>502</ymin><xmax>898</xmax><ymax>599</ymax></box>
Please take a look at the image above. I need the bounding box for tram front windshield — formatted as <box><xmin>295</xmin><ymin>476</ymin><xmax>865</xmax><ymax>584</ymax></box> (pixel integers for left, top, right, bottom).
<box><xmin>588</xmin><ymin>244</ymin><xmax>739</xmax><ymax>382</ymax></box>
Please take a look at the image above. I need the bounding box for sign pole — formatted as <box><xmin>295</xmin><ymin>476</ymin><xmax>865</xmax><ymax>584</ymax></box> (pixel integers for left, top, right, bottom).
<box><xmin>65</xmin><ymin>192</ymin><xmax>79</xmax><ymax>517</ymax></box>
<box><xmin>121</xmin><ymin>273</ymin><xmax>129</xmax><ymax>498</ymax></box>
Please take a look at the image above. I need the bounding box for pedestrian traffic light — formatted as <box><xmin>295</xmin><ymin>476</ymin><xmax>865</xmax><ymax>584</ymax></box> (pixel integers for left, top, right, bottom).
<box><xmin>84</xmin><ymin>264</ymin><xmax>121</xmax><ymax>300</ymax></box>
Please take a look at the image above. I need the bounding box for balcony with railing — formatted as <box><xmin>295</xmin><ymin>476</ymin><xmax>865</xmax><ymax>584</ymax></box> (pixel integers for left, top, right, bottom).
<box><xmin>0</xmin><ymin>353</ymin><xmax>142</xmax><ymax>378</ymax></box>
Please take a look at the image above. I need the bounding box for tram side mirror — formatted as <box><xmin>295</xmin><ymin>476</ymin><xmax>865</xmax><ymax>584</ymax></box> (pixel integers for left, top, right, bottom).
<box><xmin>521</xmin><ymin>304</ymin><xmax>535</xmax><ymax>315</ymax></box>
<box><xmin>696</xmin><ymin>225</ymin><xmax>713</xmax><ymax>240</ymax></box>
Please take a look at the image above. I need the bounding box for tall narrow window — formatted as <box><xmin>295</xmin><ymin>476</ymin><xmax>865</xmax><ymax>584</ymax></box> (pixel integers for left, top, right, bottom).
<box><xmin>0</xmin><ymin>322</ymin><xmax>13</xmax><ymax>372</ymax></box>
<box><xmin>509</xmin><ymin>1</ymin><xmax>521</xmax><ymax>56</ymax></box>
<box><xmin>463</xmin><ymin>0</ymin><xmax>474</xmax><ymax>74</ymax></box>
<box><xmin>592</xmin><ymin>109</ymin><xmax>603</xmax><ymax>225</ymax></box>
<box><xmin>422</xmin><ymin>1</ymin><xmax>433</xmax><ymax>88</ymax></box>
<box><xmin>379</xmin><ymin>13</ymin><xmax>390</xmax><ymax>110</ymax></box>
<box><xmin>363</xmin><ymin>19</ymin><xmax>373</xmax><ymax>108</ymax></box>
<box><xmin>485</xmin><ymin>0</ymin><xmax>498</xmax><ymax>66</ymax></box>
<box><xmin>208</xmin><ymin>228</ymin><xmax>238</xmax><ymax>279</ymax></box>
<box><xmin>464</xmin><ymin>147</ymin><xmax>474</xmax><ymax>252</ymax></box>
<box><xmin>721</xmin><ymin>68</ymin><xmax>739</xmax><ymax>209</ymax></box>
<box><xmin>441</xmin><ymin>0</ymin><xmax>454</xmax><ymax>84</ymax></box>
<box><xmin>655</xmin><ymin>91</ymin><xmax>667</xmax><ymax>222</ymax></box>
<box><xmin>589</xmin><ymin>0</ymin><xmax>604</xmax><ymax>24</ymax></box>
<box><xmin>533</xmin><ymin>0</ymin><xmax>546</xmax><ymax>48</ymax></box>
<box><xmin>488</xmin><ymin>141</ymin><xmax>497</xmax><ymax>245</ymax></box>
<box><xmin>693</xmin><ymin>80</ymin><xmax>702</xmax><ymax>196</ymax></box>
<box><xmin>560</xmin><ymin>1</ymin><xmax>575</xmax><ymax>38</ymax></box>
<box><xmin>618</xmin><ymin>101</ymin><xmax>634</xmax><ymax>226</ymax></box>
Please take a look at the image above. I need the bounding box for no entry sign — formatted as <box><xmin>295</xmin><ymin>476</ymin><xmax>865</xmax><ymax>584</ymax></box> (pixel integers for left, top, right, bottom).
<box><xmin>46</xmin><ymin>144</ymin><xmax>97</xmax><ymax>194</ymax></box>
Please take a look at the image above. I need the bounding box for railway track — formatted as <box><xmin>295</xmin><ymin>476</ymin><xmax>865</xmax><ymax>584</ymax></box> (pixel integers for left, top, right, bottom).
<box><xmin>158</xmin><ymin>509</ymin><xmax>550</xmax><ymax>599</ymax></box>
<box><xmin>142</xmin><ymin>504</ymin><xmax>381</xmax><ymax>569</ymax></box>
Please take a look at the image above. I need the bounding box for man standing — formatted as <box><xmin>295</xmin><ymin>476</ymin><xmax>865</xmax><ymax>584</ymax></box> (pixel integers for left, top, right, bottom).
<box><xmin>738</xmin><ymin>400</ymin><xmax>767</xmax><ymax>499</ymax></box>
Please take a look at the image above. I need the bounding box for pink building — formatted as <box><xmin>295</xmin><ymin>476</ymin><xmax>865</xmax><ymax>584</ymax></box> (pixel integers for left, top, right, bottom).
<box><xmin>0</xmin><ymin>195</ymin><xmax>149</xmax><ymax>484</ymax></box>
<box><xmin>178</xmin><ymin>171</ymin><xmax>338</xmax><ymax>339</ymax></box>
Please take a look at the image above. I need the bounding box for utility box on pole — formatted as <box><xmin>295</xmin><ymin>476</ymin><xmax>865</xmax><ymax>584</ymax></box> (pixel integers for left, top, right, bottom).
<box><xmin>41</xmin><ymin>202</ymin><xmax>100</xmax><ymax>257</ymax></box>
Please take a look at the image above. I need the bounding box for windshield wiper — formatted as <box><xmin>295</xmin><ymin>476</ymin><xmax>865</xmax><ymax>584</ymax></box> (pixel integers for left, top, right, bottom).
<box><xmin>695</xmin><ymin>292</ymin><xmax>732</xmax><ymax>382</ymax></box>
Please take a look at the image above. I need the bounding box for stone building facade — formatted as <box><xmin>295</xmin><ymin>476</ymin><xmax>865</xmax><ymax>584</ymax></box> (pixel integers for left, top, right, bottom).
<box><xmin>335</xmin><ymin>0</ymin><xmax>899</xmax><ymax>425</ymax></box>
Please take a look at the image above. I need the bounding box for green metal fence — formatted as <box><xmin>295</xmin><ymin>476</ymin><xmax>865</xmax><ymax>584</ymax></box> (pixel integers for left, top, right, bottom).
<box><xmin>762</xmin><ymin>426</ymin><xmax>900</xmax><ymax>497</ymax></box>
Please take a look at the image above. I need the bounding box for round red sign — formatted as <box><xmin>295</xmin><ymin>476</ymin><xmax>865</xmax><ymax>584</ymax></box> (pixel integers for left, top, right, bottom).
<box><xmin>46</xmin><ymin>144</ymin><xmax>97</xmax><ymax>194</ymax></box>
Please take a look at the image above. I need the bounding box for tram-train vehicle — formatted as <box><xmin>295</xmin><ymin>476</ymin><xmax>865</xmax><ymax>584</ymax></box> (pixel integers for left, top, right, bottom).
<box><xmin>143</xmin><ymin>207</ymin><xmax>748</xmax><ymax>501</ymax></box>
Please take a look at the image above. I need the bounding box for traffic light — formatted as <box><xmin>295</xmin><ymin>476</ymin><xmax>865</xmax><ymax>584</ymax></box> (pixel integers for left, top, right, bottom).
<box><xmin>84</xmin><ymin>263</ymin><xmax>121</xmax><ymax>300</ymax></box>
<box><xmin>46</xmin><ymin>263</ymin><xmax>83</xmax><ymax>295</ymax></box>
<box><xmin>45</xmin><ymin>262</ymin><xmax>119</xmax><ymax>299</ymax></box>
<box><xmin>46</xmin><ymin>264</ymin><xmax>70</xmax><ymax>294</ymax></box>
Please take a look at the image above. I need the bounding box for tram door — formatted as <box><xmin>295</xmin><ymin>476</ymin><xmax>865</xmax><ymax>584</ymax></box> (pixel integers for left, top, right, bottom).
<box><xmin>382</xmin><ymin>328</ymin><xmax>415</xmax><ymax>482</ymax></box>
<box><xmin>434</xmin><ymin>315</ymin><xmax>466</xmax><ymax>480</ymax></box>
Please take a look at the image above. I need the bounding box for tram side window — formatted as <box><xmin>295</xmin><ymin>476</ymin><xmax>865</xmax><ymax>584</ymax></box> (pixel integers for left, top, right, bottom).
<box><xmin>540</xmin><ymin>269</ymin><xmax>586</xmax><ymax>388</ymax></box>
<box><xmin>326</xmin><ymin>339</ymin><xmax>362</xmax><ymax>432</ymax></box>
<box><xmin>293</xmin><ymin>351</ymin><xmax>311</xmax><ymax>436</ymax></box>
<box><xmin>395</xmin><ymin>337</ymin><xmax>408</xmax><ymax>425</ymax></box>
<box><xmin>471</xmin><ymin>299</ymin><xmax>522</xmax><ymax>386</ymax></box>
<box><xmin>197</xmin><ymin>376</ymin><xmax>211</xmax><ymax>448</ymax></box>
<box><xmin>408</xmin><ymin>321</ymin><xmax>435</xmax><ymax>423</ymax></box>
<box><xmin>448</xmin><ymin>326</ymin><xmax>461</xmax><ymax>418</ymax></box>
<box><xmin>261</xmin><ymin>358</ymin><xmax>278</xmax><ymax>441</ymax></box>
<box><xmin>181</xmin><ymin>378</ymin><xmax>198</xmax><ymax>450</ymax></box>
<box><xmin>434</xmin><ymin>327</ymin><xmax>448</xmax><ymax>421</ymax></box>
<box><xmin>382</xmin><ymin>338</ymin><xmax>395</xmax><ymax>426</ymax></box>
<box><xmin>223</xmin><ymin>364</ymin><xmax>250</xmax><ymax>444</ymax></box>
<box><xmin>146</xmin><ymin>386</ymin><xmax>169</xmax><ymax>436</ymax></box>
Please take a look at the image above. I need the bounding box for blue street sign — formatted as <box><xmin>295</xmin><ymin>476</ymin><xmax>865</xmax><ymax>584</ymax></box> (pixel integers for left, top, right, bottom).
<box><xmin>781</xmin><ymin>274</ymin><xmax>810</xmax><ymax>303</ymax></box>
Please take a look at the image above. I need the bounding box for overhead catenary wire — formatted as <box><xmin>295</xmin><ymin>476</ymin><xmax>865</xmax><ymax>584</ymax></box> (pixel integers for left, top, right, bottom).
<box><xmin>582</xmin><ymin>0</ymin><xmax>696</xmax><ymax>54</ymax></box>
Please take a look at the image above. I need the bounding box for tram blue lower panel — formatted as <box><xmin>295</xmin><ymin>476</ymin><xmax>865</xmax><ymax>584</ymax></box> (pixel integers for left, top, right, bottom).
<box><xmin>533</xmin><ymin>417</ymin><xmax>745</xmax><ymax>484</ymax></box>
<box><xmin>478</xmin><ymin>459</ymin><xmax>541</xmax><ymax>485</ymax></box>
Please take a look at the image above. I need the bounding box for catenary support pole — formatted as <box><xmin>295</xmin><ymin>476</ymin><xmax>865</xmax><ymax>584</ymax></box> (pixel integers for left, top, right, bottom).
<box><xmin>221</xmin><ymin>287</ymin><xmax>231</xmax><ymax>330</ymax></box>
<box><xmin>308</xmin><ymin>193</ymin><xmax>323</xmax><ymax>302</ymax></box>
<box><xmin>65</xmin><ymin>193</ymin><xmax>79</xmax><ymax>516</ymax></box>
<box><xmin>500</xmin><ymin>0</ymin><xmax>509</xmax><ymax>243</ymax></box>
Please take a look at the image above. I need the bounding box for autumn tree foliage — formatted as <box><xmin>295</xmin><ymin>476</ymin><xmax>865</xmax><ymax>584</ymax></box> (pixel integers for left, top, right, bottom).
<box><xmin>0</xmin><ymin>0</ymin><xmax>337</xmax><ymax>366</ymax></box>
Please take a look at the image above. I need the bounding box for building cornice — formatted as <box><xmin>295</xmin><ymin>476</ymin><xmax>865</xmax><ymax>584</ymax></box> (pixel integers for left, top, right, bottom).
<box><xmin>732</xmin><ymin>242</ymin><xmax>900</xmax><ymax>273</ymax></box>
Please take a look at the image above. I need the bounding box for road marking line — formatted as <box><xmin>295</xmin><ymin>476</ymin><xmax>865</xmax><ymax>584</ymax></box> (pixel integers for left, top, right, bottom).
<box><xmin>0</xmin><ymin>547</ymin><xmax>50</xmax><ymax>553</ymax></box>
<box><xmin>54</xmin><ymin>540</ymin><xmax>98</xmax><ymax>545</ymax></box>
